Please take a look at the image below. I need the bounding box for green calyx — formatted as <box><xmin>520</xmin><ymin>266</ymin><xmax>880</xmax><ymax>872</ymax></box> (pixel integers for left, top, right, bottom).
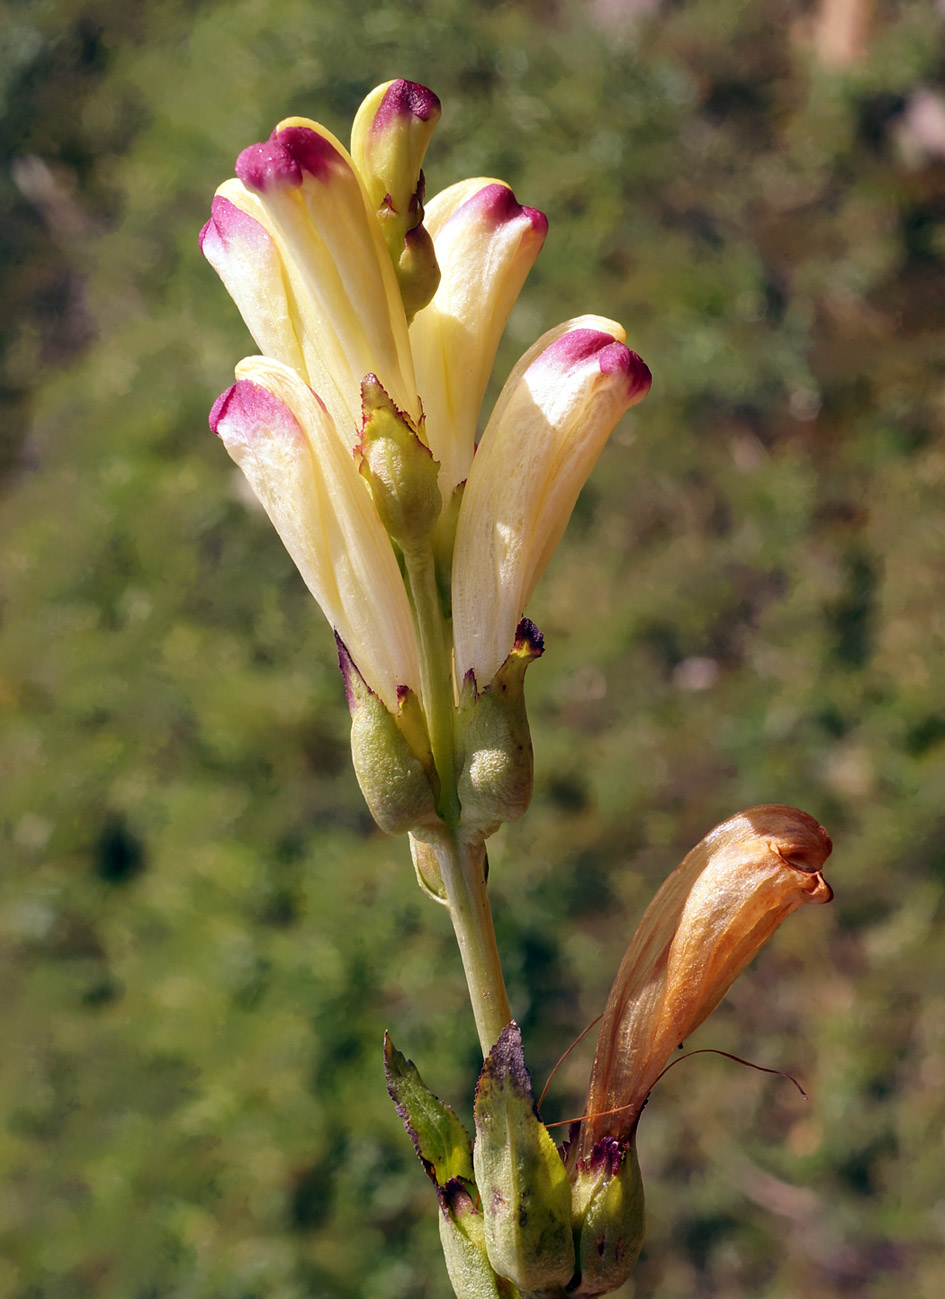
<box><xmin>396</xmin><ymin>222</ymin><xmax>441</xmax><ymax>324</ymax></box>
<box><xmin>457</xmin><ymin>620</ymin><xmax>544</xmax><ymax>837</ymax></box>
<box><xmin>567</xmin><ymin>1137</ymin><xmax>645</xmax><ymax>1297</ymax></box>
<box><xmin>358</xmin><ymin>375</ymin><xmax>442</xmax><ymax>552</ymax></box>
<box><xmin>387</xmin><ymin>1026</ymin><xmax>584</xmax><ymax>1299</ymax></box>
<box><xmin>473</xmin><ymin>1023</ymin><xmax>575</xmax><ymax>1293</ymax></box>
<box><xmin>386</xmin><ymin>1033</ymin><xmax>519</xmax><ymax>1298</ymax></box>
<box><xmin>338</xmin><ymin>640</ymin><xmax>437</xmax><ymax>835</ymax></box>
<box><xmin>438</xmin><ymin>1179</ymin><xmax>522</xmax><ymax>1299</ymax></box>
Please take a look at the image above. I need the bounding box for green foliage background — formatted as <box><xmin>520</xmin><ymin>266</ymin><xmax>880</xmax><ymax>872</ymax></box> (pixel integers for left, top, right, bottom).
<box><xmin>2</xmin><ymin>0</ymin><xmax>944</xmax><ymax>1295</ymax></box>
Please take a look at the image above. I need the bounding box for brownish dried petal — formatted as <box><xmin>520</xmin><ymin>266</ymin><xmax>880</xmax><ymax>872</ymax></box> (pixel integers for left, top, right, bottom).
<box><xmin>576</xmin><ymin>805</ymin><xmax>832</xmax><ymax>1162</ymax></box>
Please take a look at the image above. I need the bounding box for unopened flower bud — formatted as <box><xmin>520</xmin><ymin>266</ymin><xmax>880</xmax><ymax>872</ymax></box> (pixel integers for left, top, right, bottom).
<box><xmin>351</xmin><ymin>79</ymin><xmax>442</xmax><ymax>320</ymax></box>
<box><xmin>357</xmin><ymin>374</ymin><xmax>442</xmax><ymax>552</ymax></box>
<box><xmin>338</xmin><ymin>639</ymin><xmax>437</xmax><ymax>835</ymax></box>
<box><xmin>457</xmin><ymin>619</ymin><xmax>544</xmax><ymax>836</ymax></box>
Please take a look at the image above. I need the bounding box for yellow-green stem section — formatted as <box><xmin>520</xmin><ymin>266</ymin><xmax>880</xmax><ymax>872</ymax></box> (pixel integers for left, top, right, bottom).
<box><xmin>433</xmin><ymin>828</ymin><xmax>513</xmax><ymax>1056</ymax></box>
<box><xmin>402</xmin><ymin>545</ymin><xmax>511</xmax><ymax>1055</ymax></box>
<box><xmin>402</xmin><ymin>546</ymin><xmax>460</xmax><ymax>823</ymax></box>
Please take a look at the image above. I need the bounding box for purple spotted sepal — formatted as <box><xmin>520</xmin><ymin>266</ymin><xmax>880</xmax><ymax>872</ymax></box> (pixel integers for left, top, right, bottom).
<box><xmin>472</xmin><ymin>1023</ymin><xmax>575</xmax><ymax>1292</ymax></box>
<box><xmin>384</xmin><ymin>1033</ymin><xmax>518</xmax><ymax>1297</ymax></box>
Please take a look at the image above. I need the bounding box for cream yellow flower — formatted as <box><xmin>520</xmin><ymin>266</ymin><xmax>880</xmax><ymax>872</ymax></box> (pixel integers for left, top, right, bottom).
<box><xmin>208</xmin><ymin>356</ymin><xmax>421</xmax><ymax>713</ymax></box>
<box><xmin>202</xmin><ymin>80</ymin><xmax>650</xmax><ymax>771</ymax></box>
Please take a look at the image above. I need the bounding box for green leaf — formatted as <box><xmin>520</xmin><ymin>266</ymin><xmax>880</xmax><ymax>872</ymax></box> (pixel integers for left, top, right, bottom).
<box><xmin>384</xmin><ymin>1032</ymin><xmax>475</xmax><ymax>1186</ymax></box>
<box><xmin>472</xmin><ymin>1023</ymin><xmax>575</xmax><ymax>1292</ymax></box>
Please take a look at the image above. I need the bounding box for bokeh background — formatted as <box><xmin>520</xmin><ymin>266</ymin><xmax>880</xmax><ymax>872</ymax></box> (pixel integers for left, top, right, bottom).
<box><xmin>2</xmin><ymin>0</ymin><xmax>944</xmax><ymax>1295</ymax></box>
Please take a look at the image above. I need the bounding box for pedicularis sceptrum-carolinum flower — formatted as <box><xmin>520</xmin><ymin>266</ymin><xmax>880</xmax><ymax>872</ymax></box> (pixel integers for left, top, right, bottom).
<box><xmin>202</xmin><ymin>80</ymin><xmax>650</xmax><ymax>840</ymax></box>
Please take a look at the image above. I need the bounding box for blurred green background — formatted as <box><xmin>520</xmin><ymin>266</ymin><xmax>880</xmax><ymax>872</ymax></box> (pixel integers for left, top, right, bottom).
<box><xmin>2</xmin><ymin>0</ymin><xmax>944</xmax><ymax>1295</ymax></box>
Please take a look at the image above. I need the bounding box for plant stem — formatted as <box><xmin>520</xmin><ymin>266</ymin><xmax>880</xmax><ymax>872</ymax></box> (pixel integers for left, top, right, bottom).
<box><xmin>432</xmin><ymin>826</ymin><xmax>512</xmax><ymax>1056</ymax></box>
<box><xmin>402</xmin><ymin>544</ymin><xmax>511</xmax><ymax>1054</ymax></box>
<box><xmin>402</xmin><ymin>545</ymin><xmax>461</xmax><ymax>823</ymax></box>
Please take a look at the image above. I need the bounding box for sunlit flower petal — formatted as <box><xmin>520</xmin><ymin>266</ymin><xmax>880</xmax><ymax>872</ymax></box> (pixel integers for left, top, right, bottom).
<box><xmin>575</xmin><ymin>805</ymin><xmax>833</xmax><ymax>1162</ymax></box>
<box><xmin>410</xmin><ymin>179</ymin><xmax>548</xmax><ymax>494</ymax></box>
<box><xmin>206</xmin><ymin>118</ymin><xmax>419</xmax><ymax>443</ymax></box>
<box><xmin>451</xmin><ymin>317</ymin><xmax>651</xmax><ymax>689</ymax></box>
<box><xmin>200</xmin><ymin>196</ymin><xmax>308</xmax><ymax>380</ymax></box>
<box><xmin>210</xmin><ymin>355</ymin><xmax>421</xmax><ymax>709</ymax></box>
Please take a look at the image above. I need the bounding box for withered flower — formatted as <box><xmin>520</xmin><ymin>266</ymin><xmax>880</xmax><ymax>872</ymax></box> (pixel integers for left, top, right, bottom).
<box><xmin>575</xmin><ymin>804</ymin><xmax>833</xmax><ymax>1162</ymax></box>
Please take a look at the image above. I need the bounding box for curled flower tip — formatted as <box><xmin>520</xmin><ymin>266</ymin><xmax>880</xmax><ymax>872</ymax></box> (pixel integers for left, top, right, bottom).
<box><xmin>536</xmin><ymin>328</ymin><xmax>651</xmax><ymax>408</ymax></box>
<box><xmin>473</xmin><ymin>181</ymin><xmax>548</xmax><ymax>239</ymax></box>
<box><xmin>235</xmin><ymin>124</ymin><xmax>344</xmax><ymax>192</ymax></box>
<box><xmin>575</xmin><ymin>805</ymin><xmax>833</xmax><ymax>1163</ymax></box>
<box><xmin>601</xmin><ymin>344</ymin><xmax>652</xmax><ymax>404</ymax></box>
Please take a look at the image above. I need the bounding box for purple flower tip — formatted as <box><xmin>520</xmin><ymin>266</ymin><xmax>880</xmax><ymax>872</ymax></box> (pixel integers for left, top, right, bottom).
<box><xmin>210</xmin><ymin>378</ymin><xmax>306</xmax><ymax>449</ymax></box>
<box><xmin>598</xmin><ymin>346</ymin><xmax>652</xmax><ymax>402</ymax></box>
<box><xmin>540</xmin><ymin>331</ymin><xmax>652</xmax><ymax>402</ymax></box>
<box><xmin>376</xmin><ymin>79</ymin><xmax>441</xmax><ymax>128</ymax></box>
<box><xmin>200</xmin><ymin>195</ymin><xmax>270</xmax><ymax>260</ymax></box>
<box><xmin>463</xmin><ymin>182</ymin><xmax>548</xmax><ymax>238</ymax></box>
<box><xmin>546</xmin><ymin>328</ymin><xmax>617</xmax><ymax>369</ymax></box>
<box><xmin>514</xmin><ymin>618</ymin><xmax>545</xmax><ymax>657</ymax></box>
<box><xmin>588</xmin><ymin>1136</ymin><xmax>625</xmax><ymax>1179</ymax></box>
<box><xmin>235</xmin><ymin>126</ymin><xmax>343</xmax><ymax>192</ymax></box>
<box><xmin>236</xmin><ymin>139</ymin><xmax>301</xmax><ymax>192</ymax></box>
<box><xmin>208</xmin><ymin>385</ymin><xmax>237</xmax><ymax>434</ymax></box>
<box><xmin>523</xmin><ymin>203</ymin><xmax>549</xmax><ymax>239</ymax></box>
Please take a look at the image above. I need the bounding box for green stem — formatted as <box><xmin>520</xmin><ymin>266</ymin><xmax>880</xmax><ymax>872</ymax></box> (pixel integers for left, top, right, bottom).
<box><xmin>402</xmin><ymin>546</ymin><xmax>461</xmax><ymax>823</ymax></box>
<box><xmin>432</xmin><ymin>827</ymin><xmax>513</xmax><ymax>1057</ymax></box>
<box><xmin>402</xmin><ymin>544</ymin><xmax>511</xmax><ymax>1054</ymax></box>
